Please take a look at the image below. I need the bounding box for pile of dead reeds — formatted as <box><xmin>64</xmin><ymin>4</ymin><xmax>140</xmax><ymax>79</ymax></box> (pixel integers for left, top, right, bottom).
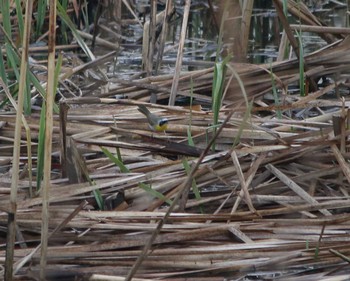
<box><xmin>1</xmin><ymin>1</ymin><xmax>350</xmax><ymax>280</ymax></box>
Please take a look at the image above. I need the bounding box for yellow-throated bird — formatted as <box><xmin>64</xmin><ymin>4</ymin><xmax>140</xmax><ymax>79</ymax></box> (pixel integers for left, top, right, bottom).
<box><xmin>137</xmin><ymin>104</ymin><xmax>168</xmax><ymax>132</ymax></box>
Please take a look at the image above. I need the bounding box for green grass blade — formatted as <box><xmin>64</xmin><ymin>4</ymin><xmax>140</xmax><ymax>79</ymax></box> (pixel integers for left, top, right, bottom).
<box><xmin>54</xmin><ymin>53</ymin><xmax>63</xmax><ymax>93</ymax></box>
<box><xmin>139</xmin><ymin>182</ymin><xmax>172</xmax><ymax>205</ymax></box>
<box><xmin>91</xmin><ymin>183</ymin><xmax>104</xmax><ymax>210</ymax></box>
<box><xmin>0</xmin><ymin>47</ymin><xmax>8</xmax><ymax>87</ymax></box>
<box><xmin>0</xmin><ymin>8</ymin><xmax>59</xmax><ymax>113</ymax></box>
<box><xmin>0</xmin><ymin>0</ymin><xmax>12</xmax><ymax>38</ymax></box>
<box><xmin>0</xmin><ymin>84</ymin><xmax>18</xmax><ymax>109</ymax></box>
<box><xmin>212</xmin><ymin>55</ymin><xmax>232</xmax><ymax>150</ymax></box>
<box><xmin>59</xmin><ymin>0</ymin><xmax>69</xmax><ymax>44</ymax></box>
<box><xmin>116</xmin><ymin>147</ymin><xmax>123</xmax><ymax>161</ymax></box>
<box><xmin>5</xmin><ymin>43</ymin><xmax>32</xmax><ymax>115</ymax></box>
<box><xmin>57</xmin><ymin>1</ymin><xmax>95</xmax><ymax>60</ymax></box>
<box><xmin>101</xmin><ymin>146</ymin><xmax>130</xmax><ymax>173</ymax></box>
<box><xmin>5</xmin><ymin>45</ymin><xmax>20</xmax><ymax>80</ymax></box>
<box><xmin>282</xmin><ymin>0</ymin><xmax>288</xmax><ymax>16</ymax></box>
<box><xmin>212</xmin><ymin>62</ymin><xmax>225</xmax><ymax>127</ymax></box>
<box><xmin>28</xmin><ymin>71</ymin><xmax>60</xmax><ymax>113</ymax></box>
<box><xmin>14</xmin><ymin>0</ymin><xmax>24</xmax><ymax>40</ymax></box>
<box><xmin>36</xmin><ymin>0</ymin><xmax>47</xmax><ymax>37</ymax></box>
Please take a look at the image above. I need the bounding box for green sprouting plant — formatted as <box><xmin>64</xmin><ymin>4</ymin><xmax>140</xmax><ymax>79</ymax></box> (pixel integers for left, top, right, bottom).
<box><xmin>282</xmin><ymin>0</ymin><xmax>288</xmax><ymax>16</ymax></box>
<box><xmin>36</xmin><ymin>54</ymin><xmax>63</xmax><ymax>192</ymax></box>
<box><xmin>36</xmin><ymin>0</ymin><xmax>47</xmax><ymax>38</ymax></box>
<box><xmin>211</xmin><ymin>55</ymin><xmax>232</xmax><ymax>151</ymax></box>
<box><xmin>101</xmin><ymin>147</ymin><xmax>130</xmax><ymax>173</ymax></box>
<box><xmin>57</xmin><ymin>1</ymin><xmax>95</xmax><ymax>60</ymax></box>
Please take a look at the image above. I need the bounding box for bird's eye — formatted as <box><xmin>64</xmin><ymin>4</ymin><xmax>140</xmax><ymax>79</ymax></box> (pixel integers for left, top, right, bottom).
<box><xmin>159</xmin><ymin>119</ymin><xmax>168</xmax><ymax>126</ymax></box>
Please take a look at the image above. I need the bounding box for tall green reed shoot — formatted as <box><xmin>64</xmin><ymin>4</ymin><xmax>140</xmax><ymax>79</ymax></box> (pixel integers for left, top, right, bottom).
<box><xmin>36</xmin><ymin>0</ymin><xmax>47</xmax><ymax>38</ymax></box>
<box><xmin>36</xmin><ymin>54</ymin><xmax>63</xmax><ymax>192</ymax></box>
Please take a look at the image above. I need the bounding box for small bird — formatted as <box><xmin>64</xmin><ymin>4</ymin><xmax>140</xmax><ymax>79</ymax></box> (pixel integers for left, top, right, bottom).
<box><xmin>137</xmin><ymin>104</ymin><xmax>168</xmax><ymax>132</ymax></box>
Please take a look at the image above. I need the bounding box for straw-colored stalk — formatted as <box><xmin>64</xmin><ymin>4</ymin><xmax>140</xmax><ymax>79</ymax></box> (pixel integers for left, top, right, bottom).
<box><xmin>5</xmin><ymin>0</ymin><xmax>33</xmax><ymax>279</ymax></box>
<box><xmin>40</xmin><ymin>0</ymin><xmax>57</xmax><ymax>278</ymax></box>
<box><xmin>168</xmin><ymin>0</ymin><xmax>191</xmax><ymax>106</ymax></box>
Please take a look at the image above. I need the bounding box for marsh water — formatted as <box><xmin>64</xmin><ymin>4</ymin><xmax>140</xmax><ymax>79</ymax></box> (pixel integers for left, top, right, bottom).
<box><xmin>117</xmin><ymin>0</ymin><xmax>348</xmax><ymax>76</ymax></box>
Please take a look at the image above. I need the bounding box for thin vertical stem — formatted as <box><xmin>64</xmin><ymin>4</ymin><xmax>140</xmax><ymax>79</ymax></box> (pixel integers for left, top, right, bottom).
<box><xmin>147</xmin><ymin>0</ymin><xmax>157</xmax><ymax>76</ymax></box>
<box><xmin>168</xmin><ymin>0</ymin><xmax>191</xmax><ymax>106</ymax></box>
<box><xmin>5</xmin><ymin>0</ymin><xmax>33</xmax><ymax>279</ymax></box>
<box><xmin>155</xmin><ymin>0</ymin><xmax>173</xmax><ymax>74</ymax></box>
<box><xmin>40</xmin><ymin>0</ymin><xmax>56</xmax><ymax>278</ymax></box>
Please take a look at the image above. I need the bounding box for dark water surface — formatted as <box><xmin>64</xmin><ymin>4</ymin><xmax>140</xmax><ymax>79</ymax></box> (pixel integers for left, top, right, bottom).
<box><xmin>118</xmin><ymin>0</ymin><xmax>348</xmax><ymax>76</ymax></box>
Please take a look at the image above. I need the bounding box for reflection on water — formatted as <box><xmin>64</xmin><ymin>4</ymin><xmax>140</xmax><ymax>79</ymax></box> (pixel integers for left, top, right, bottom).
<box><xmin>249</xmin><ymin>0</ymin><xmax>347</xmax><ymax>63</ymax></box>
<box><xmin>118</xmin><ymin>0</ymin><xmax>348</xmax><ymax>74</ymax></box>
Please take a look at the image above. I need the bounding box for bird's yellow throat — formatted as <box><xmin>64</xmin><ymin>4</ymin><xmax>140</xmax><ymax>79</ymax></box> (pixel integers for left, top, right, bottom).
<box><xmin>154</xmin><ymin>122</ymin><xmax>168</xmax><ymax>132</ymax></box>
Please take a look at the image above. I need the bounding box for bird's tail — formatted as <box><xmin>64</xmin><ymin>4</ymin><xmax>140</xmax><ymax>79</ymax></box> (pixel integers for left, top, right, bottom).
<box><xmin>137</xmin><ymin>104</ymin><xmax>151</xmax><ymax>117</ymax></box>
